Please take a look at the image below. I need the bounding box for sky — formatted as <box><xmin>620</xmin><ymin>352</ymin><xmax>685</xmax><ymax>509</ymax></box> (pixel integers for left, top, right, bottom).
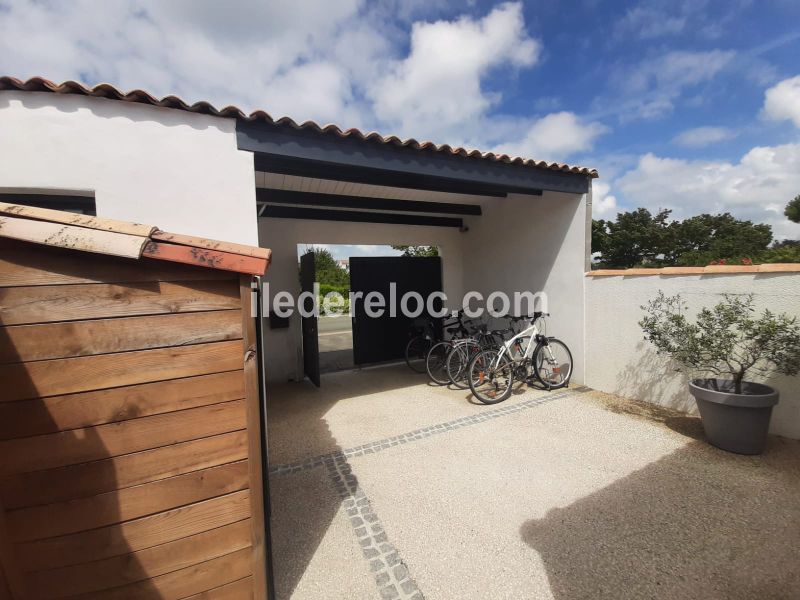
<box><xmin>2</xmin><ymin>0</ymin><xmax>800</xmax><ymax>252</ymax></box>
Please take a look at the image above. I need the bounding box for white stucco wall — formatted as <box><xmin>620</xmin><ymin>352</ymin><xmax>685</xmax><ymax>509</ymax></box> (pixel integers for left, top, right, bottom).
<box><xmin>257</xmin><ymin>216</ymin><xmax>467</xmax><ymax>382</ymax></box>
<box><xmin>0</xmin><ymin>91</ymin><xmax>258</xmax><ymax>245</ymax></box>
<box><xmin>461</xmin><ymin>191</ymin><xmax>588</xmax><ymax>384</ymax></box>
<box><xmin>585</xmin><ymin>273</ymin><xmax>800</xmax><ymax>439</ymax></box>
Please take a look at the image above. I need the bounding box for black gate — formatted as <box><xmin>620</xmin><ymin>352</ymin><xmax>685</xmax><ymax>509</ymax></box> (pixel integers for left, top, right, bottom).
<box><xmin>350</xmin><ymin>256</ymin><xmax>443</xmax><ymax>365</ymax></box>
<box><xmin>299</xmin><ymin>251</ymin><xmax>321</xmax><ymax>386</ymax></box>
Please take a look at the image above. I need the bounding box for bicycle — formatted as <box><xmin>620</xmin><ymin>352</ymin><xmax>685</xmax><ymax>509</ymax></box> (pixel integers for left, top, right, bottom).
<box><xmin>467</xmin><ymin>312</ymin><xmax>573</xmax><ymax>404</ymax></box>
<box><xmin>405</xmin><ymin>311</ymin><xmax>468</xmax><ymax>373</ymax></box>
<box><xmin>446</xmin><ymin>318</ymin><xmax>528</xmax><ymax>389</ymax></box>
<box><xmin>424</xmin><ymin>315</ymin><xmax>480</xmax><ymax>385</ymax></box>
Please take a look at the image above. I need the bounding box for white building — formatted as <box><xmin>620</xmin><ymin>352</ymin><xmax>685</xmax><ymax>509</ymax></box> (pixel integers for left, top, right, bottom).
<box><xmin>0</xmin><ymin>76</ymin><xmax>595</xmax><ymax>386</ymax></box>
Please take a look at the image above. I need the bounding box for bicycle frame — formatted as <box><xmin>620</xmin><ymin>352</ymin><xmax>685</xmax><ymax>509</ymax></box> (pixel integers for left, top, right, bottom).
<box><xmin>491</xmin><ymin>317</ymin><xmax>547</xmax><ymax>368</ymax></box>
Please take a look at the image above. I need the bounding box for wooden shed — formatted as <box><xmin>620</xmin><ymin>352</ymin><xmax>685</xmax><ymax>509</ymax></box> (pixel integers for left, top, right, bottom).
<box><xmin>0</xmin><ymin>203</ymin><xmax>273</xmax><ymax>599</ymax></box>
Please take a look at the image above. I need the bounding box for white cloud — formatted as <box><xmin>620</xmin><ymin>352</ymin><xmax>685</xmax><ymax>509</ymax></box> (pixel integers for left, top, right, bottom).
<box><xmin>494</xmin><ymin>112</ymin><xmax>609</xmax><ymax>162</ymax></box>
<box><xmin>0</xmin><ymin>0</ymin><xmax>371</xmax><ymax>121</ymax></box>
<box><xmin>596</xmin><ymin>49</ymin><xmax>735</xmax><ymax>122</ymax></box>
<box><xmin>368</xmin><ymin>2</ymin><xmax>540</xmax><ymax>141</ymax></box>
<box><xmin>0</xmin><ymin>1</ymin><xmax>609</xmax><ymax>164</ymax></box>
<box><xmin>616</xmin><ymin>144</ymin><xmax>800</xmax><ymax>239</ymax></box>
<box><xmin>762</xmin><ymin>75</ymin><xmax>800</xmax><ymax>129</ymax></box>
<box><xmin>591</xmin><ymin>181</ymin><xmax>619</xmax><ymax>219</ymax></box>
<box><xmin>672</xmin><ymin>126</ymin><xmax>737</xmax><ymax>147</ymax></box>
<box><xmin>615</xmin><ymin>3</ymin><xmax>688</xmax><ymax>39</ymax></box>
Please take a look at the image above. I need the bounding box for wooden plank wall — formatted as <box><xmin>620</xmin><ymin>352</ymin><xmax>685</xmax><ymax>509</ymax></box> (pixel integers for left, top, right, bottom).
<box><xmin>0</xmin><ymin>239</ymin><xmax>267</xmax><ymax>599</ymax></box>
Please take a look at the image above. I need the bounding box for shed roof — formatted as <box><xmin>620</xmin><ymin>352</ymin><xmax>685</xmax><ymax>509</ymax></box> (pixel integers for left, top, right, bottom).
<box><xmin>0</xmin><ymin>202</ymin><xmax>271</xmax><ymax>276</ymax></box>
<box><xmin>0</xmin><ymin>76</ymin><xmax>599</xmax><ymax>178</ymax></box>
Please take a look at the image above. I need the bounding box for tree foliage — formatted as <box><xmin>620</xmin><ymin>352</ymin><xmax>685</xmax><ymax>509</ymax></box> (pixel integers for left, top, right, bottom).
<box><xmin>640</xmin><ymin>292</ymin><xmax>800</xmax><ymax>394</ymax></box>
<box><xmin>301</xmin><ymin>246</ymin><xmax>349</xmax><ymax>288</ymax></box>
<box><xmin>592</xmin><ymin>209</ymin><xmax>773</xmax><ymax>268</ymax></box>
<box><xmin>391</xmin><ymin>245</ymin><xmax>440</xmax><ymax>257</ymax></box>
<box><xmin>785</xmin><ymin>195</ymin><xmax>800</xmax><ymax>224</ymax></box>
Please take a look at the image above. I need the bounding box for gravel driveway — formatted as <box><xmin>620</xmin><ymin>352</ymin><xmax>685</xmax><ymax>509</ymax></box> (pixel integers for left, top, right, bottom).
<box><xmin>266</xmin><ymin>365</ymin><xmax>800</xmax><ymax>600</ymax></box>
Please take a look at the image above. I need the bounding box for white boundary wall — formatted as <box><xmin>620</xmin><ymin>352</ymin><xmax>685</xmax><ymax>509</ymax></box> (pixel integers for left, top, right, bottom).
<box><xmin>0</xmin><ymin>91</ymin><xmax>258</xmax><ymax>245</ymax></box>
<box><xmin>585</xmin><ymin>271</ymin><xmax>800</xmax><ymax>439</ymax></box>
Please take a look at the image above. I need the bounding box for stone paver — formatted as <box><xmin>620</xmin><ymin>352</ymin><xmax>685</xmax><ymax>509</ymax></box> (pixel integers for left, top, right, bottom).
<box><xmin>267</xmin><ymin>366</ymin><xmax>800</xmax><ymax>599</ymax></box>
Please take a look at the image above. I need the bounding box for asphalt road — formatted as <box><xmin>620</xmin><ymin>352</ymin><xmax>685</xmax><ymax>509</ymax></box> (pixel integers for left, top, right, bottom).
<box><xmin>318</xmin><ymin>315</ymin><xmax>352</xmax><ymax>354</ymax></box>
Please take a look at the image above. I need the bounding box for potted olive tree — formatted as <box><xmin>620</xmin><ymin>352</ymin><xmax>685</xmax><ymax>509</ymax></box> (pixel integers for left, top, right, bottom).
<box><xmin>640</xmin><ymin>292</ymin><xmax>800</xmax><ymax>454</ymax></box>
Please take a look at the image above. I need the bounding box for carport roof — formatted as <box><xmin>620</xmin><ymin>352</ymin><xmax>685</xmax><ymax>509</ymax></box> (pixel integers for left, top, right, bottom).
<box><xmin>0</xmin><ymin>76</ymin><xmax>599</xmax><ymax>178</ymax></box>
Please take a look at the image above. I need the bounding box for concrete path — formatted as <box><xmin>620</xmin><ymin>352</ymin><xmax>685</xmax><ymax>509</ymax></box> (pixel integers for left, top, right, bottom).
<box><xmin>266</xmin><ymin>365</ymin><xmax>800</xmax><ymax>600</ymax></box>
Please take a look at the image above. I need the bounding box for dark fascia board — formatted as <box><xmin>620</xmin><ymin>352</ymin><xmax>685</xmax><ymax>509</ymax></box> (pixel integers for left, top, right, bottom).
<box><xmin>237</xmin><ymin>121</ymin><xmax>589</xmax><ymax>195</ymax></box>
<box><xmin>255</xmin><ymin>153</ymin><xmax>508</xmax><ymax>198</ymax></box>
<box><xmin>260</xmin><ymin>205</ymin><xmax>463</xmax><ymax>228</ymax></box>
<box><xmin>256</xmin><ymin>188</ymin><xmax>484</xmax><ymax>216</ymax></box>
<box><xmin>0</xmin><ymin>193</ymin><xmax>97</xmax><ymax>215</ymax></box>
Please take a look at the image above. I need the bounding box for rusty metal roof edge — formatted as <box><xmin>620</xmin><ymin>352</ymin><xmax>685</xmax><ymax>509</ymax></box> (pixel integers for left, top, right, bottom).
<box><xmin>1</xmin><ymin>76</ymin><xmax>599</xmax><ymax>179</ymax></box>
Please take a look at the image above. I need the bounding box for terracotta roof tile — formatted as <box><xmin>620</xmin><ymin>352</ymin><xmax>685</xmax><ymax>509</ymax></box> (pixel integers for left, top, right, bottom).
<box><xmin>1</xmin><ymin>76</ymin><xmax>599</xmax><ymax>178</ymax></box>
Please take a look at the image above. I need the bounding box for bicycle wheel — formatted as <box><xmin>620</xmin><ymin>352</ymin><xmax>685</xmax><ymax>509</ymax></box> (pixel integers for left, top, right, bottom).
<box><xmin>446</xmin><ymin>340</ymin><xmax>479</xmax><ymax>389</ymax></box>
<box><xmin>533</xmin><ymin>338</ymin><xmax>573</xmax><ymax>389</ymax></box>
<box><xmin>468</xmin><ymin>349</ymin><xmax>514</xmax><ymax>404</ymax></box>
<box><xmin>405</xmin><ymin>335</ymin><xmax>431</xmax><ymax>373</ymax></box>
<box><xmin>426</xmin><ymin>341</ymin><xmax>453</xmax><ymax>385</ymax></box>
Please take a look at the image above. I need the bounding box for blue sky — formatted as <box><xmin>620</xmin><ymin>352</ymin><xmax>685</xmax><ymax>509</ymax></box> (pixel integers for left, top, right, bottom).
<box><xmin>1</xmin><ymin>0</ymin><xmax>800</xmax><ymax>248</ymax></box>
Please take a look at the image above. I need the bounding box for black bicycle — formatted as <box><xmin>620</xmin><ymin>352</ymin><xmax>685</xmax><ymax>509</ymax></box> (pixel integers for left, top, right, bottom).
<box><xmin>405</xmin><ymin>311</ymin><xmax>469</xmax><ymax>373</ymax></box>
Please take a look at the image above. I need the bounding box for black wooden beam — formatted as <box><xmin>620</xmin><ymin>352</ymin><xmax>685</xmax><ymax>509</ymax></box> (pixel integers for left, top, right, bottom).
<box><xmin>256</xmin><ymin>188</ymin><xmax>484</xmax><ymax>216</ymax></box>
<box><xmin>237</xmin><ymin>122</ymin><xmax>590</xmax><ymax>195</ymax></box>
<box><xmin>0</xmin><ymin>193</ymin><xmax>96</xmax><ymax>215</ymax></box>
<box><xmin>255</xmin><ymin>153</ymin><xmax>508</xmax><ymax>197</ymax></box>
<box><xmin>260</xmin><ymin>205</ymin><xmax>464</xmax><ymax>228</ymax></box>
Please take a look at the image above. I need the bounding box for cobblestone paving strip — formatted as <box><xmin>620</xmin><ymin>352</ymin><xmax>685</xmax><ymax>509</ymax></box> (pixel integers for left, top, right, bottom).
<box><xmin>269</xmin><ymin>386</ymin><xmax>588</xmax><ymax>476</ymax></box>
<box><xmin>269</xmin><ymin>386</ymin><xmax>587</xmax><ymax>599</ymax></box>
<box><xmin>325</xmin><ymin>457</ymin><xmax>423</xmax><ymax>599</ymax></box>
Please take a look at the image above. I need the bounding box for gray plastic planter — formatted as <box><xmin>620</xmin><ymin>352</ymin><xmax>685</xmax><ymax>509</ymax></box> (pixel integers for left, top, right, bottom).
<box><xmin>689</xmin><ymin>378</ymin><xmax>779</xmax><ymax>455</ymax></box>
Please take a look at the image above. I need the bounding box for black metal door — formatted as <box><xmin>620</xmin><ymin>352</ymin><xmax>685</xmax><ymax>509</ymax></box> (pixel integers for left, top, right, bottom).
<box><xmin>300</xmin><ymin>252</ymin><xmax>321</xmax><ymax>386</ymax></box>
<box><xmin>350</xmin><ymin>256</ymin><xmax>443</xmax><ymax>365</ymax></box>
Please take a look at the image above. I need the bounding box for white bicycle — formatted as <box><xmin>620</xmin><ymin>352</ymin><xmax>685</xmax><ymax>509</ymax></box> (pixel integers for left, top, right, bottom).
<box><xmin>467</xmin><ymin>312</ymin><xmax>573</xmax><ymax>404</ymax></box>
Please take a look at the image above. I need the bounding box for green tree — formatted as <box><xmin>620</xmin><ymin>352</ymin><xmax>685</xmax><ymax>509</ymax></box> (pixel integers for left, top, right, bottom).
<box><xmin>640</xmin><ymin>292</ymin><xmax>800</xmax><ymax>394</ymax></box>
<box><xmin>785</xmin><ymin>195</ymin><xmax>800</xmax><ymax>223</ymax></box>
<box><xmin>592</xmin><ymin>210</ymin><xmax>773</xmax><ymax>268</ymax></box>
<box><xmin>668</xmin><ymin>213</ymin><xmax>772</xmax><ymax>266</ymax></box>
<box><xmin>592</xmin><ymin>208</ymin><xmax>672</xmax><ymax>268</ymax></box>
<box><xmin>301</xmin><ymin>246</ymin><xmax>349</xmax><ymax>288</ymax></box>
<box><xmin>391</xmin><ymin>245</ymin><xmax>440</xmax><ymax>257</ymax></box>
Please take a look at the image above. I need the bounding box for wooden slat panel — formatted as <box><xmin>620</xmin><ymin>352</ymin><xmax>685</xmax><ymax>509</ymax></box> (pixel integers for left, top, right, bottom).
<box><xmin>182</xmin><ymin>576</ymin><xmax>253</xmax><ymax>600</ymax></box>
<box><xmin>1</xmin><ymin>431</ymin><xmax>248</xmax><ymax>510</ymax></box>
<box><xmin>0</xmin><ymin>340</ymin><xmax>243</xmax><ymax>402</ymax></box>
<box><xmin>0</xmin><ymin>279</ymin><xmax>240</xmax><ymax>325</ymax></box>
<box><xmin>0</xmin><ymin>310</ymin><xmax>242</xmax><ymax>363</ymax></box>
<box><xmin>0</xmin><ymin>370</ymin><xmax>245</xmax><ymax>440</ymax></box>
<box><xmin>142</xmin><ymin>241</ymin><xmax>269</xmax><ymax>276</ymax></box>
<box><xmin>152</xmin><ymin>230</ymin><xmax>271</xmax><ymax>260</ymax></box>
<box><xmin>9</xmin><ymin>461</ymin><xmax>250</xmax><ymax>542</ymax></box>
<box><xmin>240</xmin><ymin>276</ymin><xmax>269</xmax><ymax>598</ymax></box>
<box><xmin>0</xmin><ymin>497</ymin><xmax>26</xmax><ymax>599</ymax></box>
<box><xmin>0</xmin><ymin>568</ymin><xmax>9</xmax><ymax>600</ymax></box>
<box><xmin>0</xmin><ymin>201</ymin><xmax>156</xmax><ymax>237</ymax></box>
<box><xmin>19</xmin><ymin>490</ymin><xmax>251</xmax><ymax>572</ymax></box>
<box><xmin>0</xmin><ymin>215</ymin><xmax>148</xmax><ymax>258</ymax></box>
<box><xmin>31</xmin><ymin>520</ymin><xmax>252</xmax><ymax>599</ymax></box>
<box><xmin>0</xmin><ymin>400</ymin><xmax>246</xmax><ymax>475</ymax></box>
<box><xmin>0</xmin><ymin>241</ymin><xmax>235</xmax><ymax>287</ymax></box>
<box><xmin>77</xmin><ymin>547</ymin><xmax>252</xmax><ymax>600</ymax></box>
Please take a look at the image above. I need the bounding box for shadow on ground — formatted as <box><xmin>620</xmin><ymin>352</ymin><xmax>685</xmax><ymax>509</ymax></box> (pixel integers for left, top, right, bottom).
<box><xmin>520</xmin><ymin>435</ymin><xmax>800</xmax><ymax>599</ymax></box>
<box><xmin>267</xmin><ymin>365</ymin><xmax>426</xmax><ymax>598</ymax></box>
